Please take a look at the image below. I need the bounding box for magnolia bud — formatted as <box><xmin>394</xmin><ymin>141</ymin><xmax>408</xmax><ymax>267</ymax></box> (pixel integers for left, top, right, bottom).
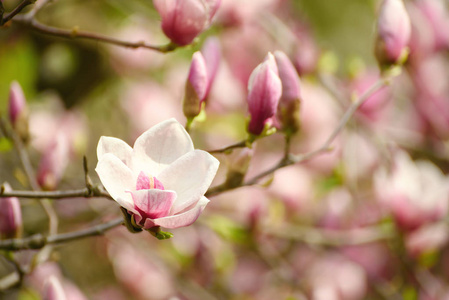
<box><xmin>153</xmin><ymin>0</ymin><xmax>220</xmax><ymax>46</ymax></box>
<box><xmin>8</xmin><ymin>81</ymin><xmax>29</xmax><ymax>142</ymax></box>
<box><xmin>247</xmin><ymin>53</ymin><xmax>282</xmax><ymax>136</ymax></box>
<box><xmin>37</xmin><ymin>134</ymin><xmax>70</xmax><ymax>190</ymax></box>
<box><xmin>43</xmin><ymin>276</ymin><xmax>67</xmax><ymax>300</ymax></box>
<box><xmin>375</xmin><ymin>0</ymin><xmax>411</xmax><ymax>68</ymax></box>
<box><xmin>0</xmin><ymin>183</ymin><xmax>22</xmax><ymax>239</ymax></box>
<box><xmin>183</xmin><ymin>51</ymin><xmax>208</xmax><ymax>119</ymax></box>
<box><xmin>274</xmin><ymin>51</ymin><xmax>302</xmax><ymax>135</ymax></box>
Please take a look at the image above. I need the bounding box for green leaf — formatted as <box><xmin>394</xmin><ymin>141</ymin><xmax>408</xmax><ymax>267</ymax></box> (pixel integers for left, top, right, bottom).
<box><xmin>0</xmin><ymin>137</ymin><xmax>13</xmax><ymax>152</ymax></box>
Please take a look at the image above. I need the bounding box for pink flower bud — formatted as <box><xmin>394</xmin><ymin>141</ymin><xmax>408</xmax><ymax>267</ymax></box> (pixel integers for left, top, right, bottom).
<box><xmin>43</xmin><ymin>276</ymin><xmax>67</xmax><ymax>300</ymax></box>
<box><xmin>183</xmin><ymin>51</ymin><xmax>208</xmax><ymax>119</ymax></box>
<box><xmin>153</xmin><ymin>0</ymin><xmax>220</xmax><ymax>46</ymax></box>
<box><xmin>247</xmin><ymin>53</ymin><xmax>282</xmax><ymax>135</ymax></box>
<box><xmin>375</xmin><ymin>0</ymin><xmax>411</xmax><ymax>66</ymax></box>
<box><xmin>8</xmin><ymin>81</ymin><xmax>29</xmax><ymax>141</ymax></box>
<box><xmin>8</xmin><ymin>81</ymin><xmax>26</xmax><ymax>126</ymax></box>
<box><xmin>37</xmin><ymin>134</ymin><xmax>70</xmax><ymax>190</ymax></box>
<box><xmin>274</xmin><ymin>51</ymin><xmax>302</xmax><ymax>134</ymax></box>
<box><xmin>0</xmin><ymin>183</ymin><xmax>22</xmax><ymax>239</ymax></box>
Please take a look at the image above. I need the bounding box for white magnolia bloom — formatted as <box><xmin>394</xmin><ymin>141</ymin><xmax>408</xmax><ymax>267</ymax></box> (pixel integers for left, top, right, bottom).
<box><xmin>95</xmin><ymin>119</ymin><xmax>219</xmax><ymax>229</ymax></box>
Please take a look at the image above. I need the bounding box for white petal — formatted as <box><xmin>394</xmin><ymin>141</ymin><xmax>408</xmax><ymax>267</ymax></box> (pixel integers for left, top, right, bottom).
<box><xmin>97</xmin><ymin>136</ymin><xmax>133</xmax><ymax>166</ymax></box>
<box><xmin>157</xmin><ymin>150</ymin><xmax>219</xmax><ymax>214</ymax></box>
<box><xmin>146</xmin><ymin>197</ymin><xmax>210</xmax><ymax>229</ymax></box>
<box><xmin>95</xmin><ymin>153</ymin><xmax>134</xmax><ymax>210</ymax></box>
<box><xmin>132</xmin><ymin>118</ymin><xmax>194</xmax><ymax>175</ymax></box>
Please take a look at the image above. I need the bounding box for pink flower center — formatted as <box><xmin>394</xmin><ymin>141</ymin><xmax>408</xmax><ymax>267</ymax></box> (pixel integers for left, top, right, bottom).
<box><xmin>136</xmin><ymin>171</ymin><xmax>164</xmax><ymax>190</ymax></box>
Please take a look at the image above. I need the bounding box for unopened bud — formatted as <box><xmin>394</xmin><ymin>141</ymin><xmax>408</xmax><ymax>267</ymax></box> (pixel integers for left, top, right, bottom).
<box><xmin>0</xmin><ymin>183</ymin><xmax>22</xmax><ymax>239</ymax></box>
<box><xmin>202</xmin><ymin>37</ymin><xmax>221</xmax><ymax>98</ymax></box>
<box><xmin>153</xmin><ymin>0</ymin><xmax>221</xmax><ymax>46</ymax></box>
<box><xmin>8</xmin><ymin>81</ymin><xmax>29</xmax><ymax>142</ymax></box>
<box><xmin>274</xmin><ymin>51</ymin><xmax>302</xmax><ymax>135</ymax></box>
<box><xmin>247</xmin><ymin>53</ymin><xmax>282</xmax><ymax>136</ymax></box>
<box><xmin>183</xmin><ymin>51</ymin><xmax>208</xmax><ymax>119</ymax></box>
<box><xmin>375</xmin><ymin>0</ymin><xmax>411</xmax><ymax>68</ymax></box>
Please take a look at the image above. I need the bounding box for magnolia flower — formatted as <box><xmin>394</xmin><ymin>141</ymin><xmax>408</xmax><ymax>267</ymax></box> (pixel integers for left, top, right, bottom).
<box><xmin>0</xmin><ymin>183</ymin><xmax>22</xmax><ymax>239</ymax></box>
<box><xmin>95</xmin><ymin>119</ymin><xmax>219</xmax><ymax>230</ymax></box>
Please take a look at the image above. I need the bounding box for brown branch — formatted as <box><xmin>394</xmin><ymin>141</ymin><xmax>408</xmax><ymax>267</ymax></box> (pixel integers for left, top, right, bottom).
<box><xmin>0</xmin><ymin>0</ymin><xmax>35</xmax><ymax>25</ymax></box>
<box><xmin>13</xmin><ymin>16</ymin><xmax>177</xmax><ymax>53</ymax></box>
<box><xmin>0</xmin><ymin>186</ymin><xmax>112</xmax><ymax>200</ymax></box>
<box><xmin>207</xmin><ymin>140</ymin><xmax>247</xmax><ymax>154</ymax></box>
<box><xmin>0</xmin><ymin>217</ymin><xmax>123</xmax><ymax>251</ymax></box>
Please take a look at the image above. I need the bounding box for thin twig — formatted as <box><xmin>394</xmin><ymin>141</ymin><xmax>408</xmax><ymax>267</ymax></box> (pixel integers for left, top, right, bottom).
<box><xmin>0</xmin><ymin>0</ymin><xmax>35</xmax><ymax>25</ymax></box>
<box><xmin>208</xmin><ymin>140</ymin><xmax>247</xmax><ymax>154</ymax></box>
<box><xmin>13</xmin><ymin>17</ymin><xmax>177</xmax><ymax>53</ymax></box>
<box><xmin>0</xmin><ymin>217</ymin><xmax>123</xmax><ymax>251</ymax></box>
<box><xmin>0</xmin><ymin>187</ymin><xmax>112</xmax><ymax>200</ymax></box>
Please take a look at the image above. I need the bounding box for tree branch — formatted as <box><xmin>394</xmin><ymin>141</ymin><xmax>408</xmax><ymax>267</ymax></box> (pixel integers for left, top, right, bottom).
<box><xmin>0</xmin><ymin>0</ymin><xmax>35</xmax><ymax>25</ymax></box>
<box><xmin>13</xmin><ymin>16</ymin><xmax>177</xmax><ymax>53</ymax></box>
<box><xmin>0</xmin><ymin>217</ymin><xmax>123</xmax><ymax>251</ymax></box>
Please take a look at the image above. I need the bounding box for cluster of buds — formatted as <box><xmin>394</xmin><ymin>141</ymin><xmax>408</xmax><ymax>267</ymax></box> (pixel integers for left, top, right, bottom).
<box><xmin>183</xmin><ymin>38</ymin><xmax>221</xmax><ymax>123</ymax></box>
<box><xmin>246</xmin><ymin>51</ymin><xmax>302</xmax><ymax>139</ymax></box>
<box><xmin>153</xmin><ymin>0</ymin><xmax>221</xmax><ymax>46</ymax></box>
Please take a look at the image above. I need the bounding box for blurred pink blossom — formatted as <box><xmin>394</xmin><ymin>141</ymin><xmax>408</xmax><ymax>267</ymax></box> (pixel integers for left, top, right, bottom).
<box><xmin>351</xmin><ymin>70</ymin><xmax>391</xmax><ymax>122</ymax></box>
<box><xmin>96</xmin><ymin>119</ymin><xmax>219</xmax><ymax>229</ymax></box>
<box><xmin>0</xmin><ymin>182</ymin><xmax>22</xmax><ymax>239</ymax></box>
<box><xmin>374</xmin><ymin>150</ymin><xmax>449</xmax><ymax>231</ymax></box>
<box><xmin>406</xmin><ymin>222</ymin><xmax>449</xmax><ymax>258</ymax></box>
<box><xmin>247</xmin><ymin>53</ymin><xmax>282</xmax><ymax>135</ymax></box>
<box><xmin>109</xmin><ymin>244</ymin><xmax>175</xmax><ymax>300</ymax></box>
<box><xmin>37</xmin><ymin>133</ymin><xmax>70</xmax><ymax>190</ymax></box>
<box><xmin>307</xmin><ymin>255</ymin><xmax>367</xmax><ymax>300</ymax></box>
<box><xmin>375</xmin><ymin>0</ymin><xmax>411</xmax><ymax>66</ymax></box>
<box><xmin>415</xmin><ymin>0</ymin><xmax>449</xmax><ymax>51</ymax></box>
<box><xmin>153</xmin><ymin>0</ymin><xmax>220</xmax><ymax>46</ymax></box>
<box><xmin>43</xmin><ymin>276</ymin><xmax>67</xmax><ymax>300</ymax></box>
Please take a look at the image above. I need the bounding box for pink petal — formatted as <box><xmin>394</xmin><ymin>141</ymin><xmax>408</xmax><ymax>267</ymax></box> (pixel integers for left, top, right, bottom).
<box><xmin>131</xmin><ymin>189</ymin><xmax>176</xmax><ymax>222</ymax></box>
<box><xmin>95</xmin><ymin>153</ymin><xmax>135</xmax><ymax>212</ymax></box>
<box><xmin>132</xmin><ymin>118</ymin><xmax>194</xmax><ymax>175</ymax></box>
<box><xmin>157</xmin><ymin>150</ymin><xmax>219</xmax><ymax>214</ymax></box>
<box><xmin>144</xmin><ymin>197</ymin><xmax>209</xmax><ymax>229</ymax></box>
<box><xmin>97</xmin><ymin>136</ymin><xmax>133</xmax><ymax>166</ymax></box>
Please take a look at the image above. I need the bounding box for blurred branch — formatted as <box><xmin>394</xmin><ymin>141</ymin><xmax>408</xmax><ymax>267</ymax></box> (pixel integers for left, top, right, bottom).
<box><xmin>264</xmin><ymin>224</ymin><xmax>394</xmax><ymax>246</ymax></box>
<box><xmin>0</xmin><ymin>0</ymin><xmax>35</xmax><ymax>25</ymax></box>
<box><xmin>0</xmin><ymin>186</ymin><xmax>112</xmax><ymax>200</ymax></box>
<box><xmin>0</xmin><ymin>217</ymin><xmax>123</xmax><ymax>251</ymax></box>
<box><xmin>208</xmin><ymin>140</ymin><xmax>247</xmax><ymax>154</ymax></box>
<box><xmin>206</xmin><ymin>72</ymin><xmax>396</xmax><ymax>197</ymax></box>
<box><xmin>13</xmin><ymin>16</ymin><xmax>177</xmax><ymax>53</ymax></box>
